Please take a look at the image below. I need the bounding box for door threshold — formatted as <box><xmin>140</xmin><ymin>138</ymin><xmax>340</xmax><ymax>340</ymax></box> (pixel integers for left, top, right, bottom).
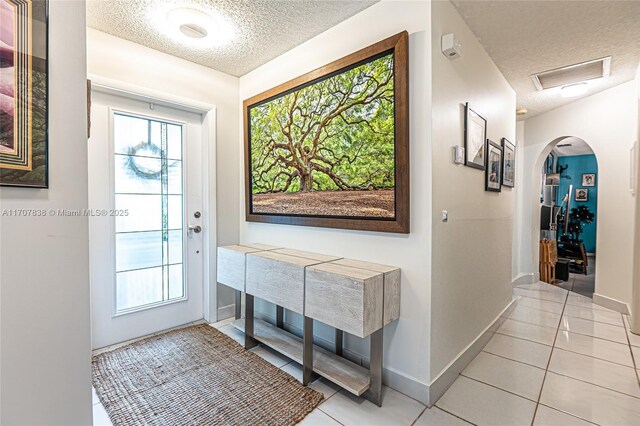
<box><xmin>92</xmin><ymin>319</ymin><xmax>206</xmax><ymax>355</ymax></box>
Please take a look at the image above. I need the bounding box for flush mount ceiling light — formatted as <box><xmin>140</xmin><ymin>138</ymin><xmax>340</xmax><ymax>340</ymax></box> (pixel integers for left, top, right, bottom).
<box><xmin>531</xmin><ymin>57</ymin><xmax>611</xmax><ymax>91</ymax></box>
<box><xmin>516</xmin><ymin>108</ymin><xmax>528</xmax><ymax>116</ymax></box>
<box><xmin>560</xmin><ymin>82</ymin><xmax>588</xmax><ymax>98</ymax></box>
<box><xmin>161</xmin><ymin>7</ymin><xmax>234</xmax><ymax>47</ymax></box>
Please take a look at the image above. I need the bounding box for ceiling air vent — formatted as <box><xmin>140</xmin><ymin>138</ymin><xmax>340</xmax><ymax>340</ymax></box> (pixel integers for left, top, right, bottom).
<box><xmin>531</xmin><ymin>57</ymin><xmax>611</xmax><ymax>91</ymax></box>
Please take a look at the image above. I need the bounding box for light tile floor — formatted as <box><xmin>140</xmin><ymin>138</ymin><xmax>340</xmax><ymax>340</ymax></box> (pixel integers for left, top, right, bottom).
<box><xmin>93</xmin><ymin>282</ymin><xmax>640</xmax><ymax>425</ymax></box>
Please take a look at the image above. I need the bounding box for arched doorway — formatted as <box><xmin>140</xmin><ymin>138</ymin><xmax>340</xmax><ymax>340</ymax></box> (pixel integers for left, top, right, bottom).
<box><xmin>531</xmin><ymin>136</ymin><xmax>599</xmax><ymax>297</ymax></box>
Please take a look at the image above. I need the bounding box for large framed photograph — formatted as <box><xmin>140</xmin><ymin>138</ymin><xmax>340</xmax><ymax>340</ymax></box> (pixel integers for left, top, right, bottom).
<box><xmin>464</xmin><ymin>104</ymin><xmax>487</xmax><ymax>170</ymax></box>
<box><xmin>244</xmin><ymin>32</ymin><xmax>409</xmax><ymax>233</ymax></box>
<box><xmin>501</xmin><ymin>138</ymin><xmax>515</xmax><ymax>188</ymax></box>
<box><xmin>485</xmin><ymin>140</ymin><xmax>502</xmax><ymax>192</ymax></box>
<box><xmin>575</xmin><ymin>188</ymin><xmax>589</xmax><ymax>202</ymax></box>
<box><xmin>582</xmin><ymin>173</ymin><xmax>596</xmax><ymax>187</ymax></box>
<box><xmin>0</xmin><ymin>0</ymin><xmax>48</xmax><ymax>188</ymax></box>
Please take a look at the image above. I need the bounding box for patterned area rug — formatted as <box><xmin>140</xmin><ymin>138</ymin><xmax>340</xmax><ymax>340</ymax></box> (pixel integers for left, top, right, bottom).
<box><xmin>92</xmin><ymin>324</ymin><xmax>323</xmax><ymax>425</ymax></box>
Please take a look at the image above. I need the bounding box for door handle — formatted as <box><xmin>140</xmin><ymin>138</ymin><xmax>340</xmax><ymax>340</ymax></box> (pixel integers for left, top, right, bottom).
<box><xmin>188</xmin><ymin>225</ymin><xmax>202</xmax><ymax>234</ymax></box>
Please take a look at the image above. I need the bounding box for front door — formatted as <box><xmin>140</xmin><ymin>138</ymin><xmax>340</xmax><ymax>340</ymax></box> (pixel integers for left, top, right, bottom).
<box><xmin>89</xmin><ymin>91</ymin><xmax>205</xmax><ymax>349</ymax></box>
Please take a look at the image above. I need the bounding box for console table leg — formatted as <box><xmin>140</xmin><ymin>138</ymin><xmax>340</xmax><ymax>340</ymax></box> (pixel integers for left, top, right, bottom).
<box><xmin>303</xmin><ymin>316</ymin><xmax>314</xmax><ymax>386</ymax></box>
<box><xmin>364</xmin><ymin>328</ymin><xmax>383</xmax><ymax>406</ymax></box>
<box><xmin>335</xmin><ymin>329</ymin><xmax>343</xmax><ymax>356</ymax></box>
<box><xmin>276</xmin><ymin>305</ymin><xmax>284</xmax><ymax>328</ymax></box>
<box><xmin>244</xmin><ymin>294</ymin><xmax>259</xmax><ymax>350</ymax></box>
<box><xmin>234</xmin><ymin>290</ymin><xmax>242</xmax><ymax>320</ymax></box>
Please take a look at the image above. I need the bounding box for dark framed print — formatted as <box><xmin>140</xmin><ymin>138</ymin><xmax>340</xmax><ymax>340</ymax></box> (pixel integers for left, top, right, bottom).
<box><xmin>0</xmin><ymin>0</ymin><xmax>48</xmax><ymax>188</ymax></box>
<box><xmin>575</xmin><ymin>188</ymin><xmax>589</xmax><ymax>202</ymax></box>
<box><xmin>501</xmin><ymin>138</ymin><xmax>515</xmax><ymax>188</ymax></box>
<box><xmin>244</xmin><ymin>32</ymin><xmax>409</xmax><ymax>233</ymax></box>
<box><xmin>464</xmin><ymin>103</ymin><xmax>486</xmax><ymax>170</ymax></box>
<box><xmin>485</xmin><ymin>139</ymin><xmax>502</xmax><ymax>192</ymax></box>
<box><xmin>582</xmin><ymin>173</ymin><xmax>596</xmax><ymax>187</ymax></box>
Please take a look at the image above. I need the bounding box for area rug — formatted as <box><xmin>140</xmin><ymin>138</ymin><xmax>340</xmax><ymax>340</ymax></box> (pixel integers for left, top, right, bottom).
<box><xmin>92</xmin><ymin>324</ymin><xmax>323</xmax><ymax>425</ymax></box>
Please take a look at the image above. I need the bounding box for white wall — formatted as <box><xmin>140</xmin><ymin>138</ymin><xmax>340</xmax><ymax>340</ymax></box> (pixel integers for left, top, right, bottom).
<box><xmin>430</xmin><ymin>0</ymin><xmax>516</xmax><ymax>381</ymax></box>
<box><xmin>0</xmin><ymin>2</ymin><xmax>93</xmax><ymax>424</ymax></box>
<box><xmin>86</xmin><ymin>29</ymin><xmax>240</xmax><ymax>315</ymax></box>
<box><xmin>631</xmin><ymin>66</ymin><xmax>640</xmax><ymax>333</ymax></box>
<box><xmin>518</xmin><ymin>82</ymin><xmax>638</xmax><ymax>306</ymax></box>
<box><xmin>238</xmin><ymin>0</ymin><xmax>432</xmax><ymax>401</ymax></box>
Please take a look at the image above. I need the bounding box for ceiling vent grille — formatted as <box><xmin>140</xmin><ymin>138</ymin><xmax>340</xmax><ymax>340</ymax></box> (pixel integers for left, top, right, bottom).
<box><xmin>531</xmin><ymin>57</ymin><xmax>611</xmax><ymax>91</ymax></box>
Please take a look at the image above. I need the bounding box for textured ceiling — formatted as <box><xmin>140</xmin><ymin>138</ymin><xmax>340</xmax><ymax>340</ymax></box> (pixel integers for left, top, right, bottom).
<box><xmin>452</xmin><ymin>0</ymin><xmax>640</xmax><ymax>120</ymax></box>
<box><xmin>86</xmin><ymin>0</ymin><xmax>378</xmax><ymax>77</ymax></box>
<box><xmin>552</xmin><ymin>137</ymin><xmax>594</xmax><ymax>157</ymax></box>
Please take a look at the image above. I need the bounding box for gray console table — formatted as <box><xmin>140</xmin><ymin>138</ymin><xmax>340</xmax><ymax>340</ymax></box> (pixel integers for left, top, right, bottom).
<box><xmin>216</xmin><ymin>244</ymin><xmax>400</xmax><ymax>406</ymax></box>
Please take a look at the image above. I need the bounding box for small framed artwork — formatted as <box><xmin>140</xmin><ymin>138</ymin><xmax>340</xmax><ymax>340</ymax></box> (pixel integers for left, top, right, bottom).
<box><xmin>464</xmin><ymin>104</ymin><xmax>487</xmax><ymax>170</ymax></box>
<box><xmin>545</xmin><ymin>173</ymin><xmax>560</xmax><ymax>186</ymax></box>
<box><xmin>575</xmin><ymin>188</ymin><xmax>589</xmax><ymax>202</ymax></box>
<box><xmin>485</xmin><ymin>139</ymin><xmax>502</xmax><ymax>192</ymax></box>
<box><xmin>0</xmin><ymin>0</ymin><xmax>49</xmax><ymax>187</ymax></box>
<box><xmin>501</xmin><ymin>138</ymin><xmax>515</xmax><ymax>188</ymax></box>
<box><xmin>582</xmin><ymin>173</ymin><xmax>596</xmax><ymax>187</ymax></box>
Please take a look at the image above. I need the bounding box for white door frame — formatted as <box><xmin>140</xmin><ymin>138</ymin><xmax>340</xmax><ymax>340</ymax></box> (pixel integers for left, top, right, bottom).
<box><xmin>89</xmin><ymin>74</ymin><xmax>219</xmax><ymax>323</ymax></box>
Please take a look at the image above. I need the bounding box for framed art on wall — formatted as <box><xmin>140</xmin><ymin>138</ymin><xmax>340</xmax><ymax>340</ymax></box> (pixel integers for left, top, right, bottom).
<box><xmin>575</xmin><ymin>188</ymin><xmax>589</xmax><ymax>202</ymax></box>
<box><xmin>243</xmin><ymin>31</ymin><xmax>409</xmax><ymax>233</ymax></box>
<box><xmin>582</xmin><ymin>173</ymin><xmax>596</xmax><ymax>187</ymax></box>
<box><xmin>464</xmin><ymin>103</ymin><xmax>486</xmax><ymax>170</ymax></box>
<box><xmin>485</xmin><ymin>140</ymin><xmax>502</xmax><ymax>192</ymax></box>
<box><xmin>501</xmin><ymin>138</ymin><xmax>515</xmax><ymax>188</ymax></box>
<box><xmin>0</xmin><ymin>0</ymin><xmax>49</xmax><ymax>188</ymax></box>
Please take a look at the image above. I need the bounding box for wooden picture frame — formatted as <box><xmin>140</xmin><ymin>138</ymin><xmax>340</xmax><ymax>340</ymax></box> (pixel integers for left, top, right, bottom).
<box><xmin>501</xmin><ymin>138</ymin><xmax>515</xmax><ymax>188</ymax></box>
<box><xmin>485</xmin><ymin>139</ymin><xmax>502</xmax><ymax>192</ymax></box>
<box><xmin>0</xmin><ymin>0</ymin><xmax>49</xmax><ymax>188</ymax></box>
<box><xmin>464</xmin><ymin>104</ymin><xmax>487</xmax><ymax>170</ymax></box>
<box><xmin>243</xmin><ymin>31</ymin><xmax>409</xmax><ymax>233</ymax></box>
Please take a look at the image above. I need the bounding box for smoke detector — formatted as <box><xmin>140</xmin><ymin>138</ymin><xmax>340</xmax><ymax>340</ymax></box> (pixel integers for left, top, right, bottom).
<box><xmin>531</xmin><ymin>57</ymin><xmax>611</xmax><ymax>91</ymax></box>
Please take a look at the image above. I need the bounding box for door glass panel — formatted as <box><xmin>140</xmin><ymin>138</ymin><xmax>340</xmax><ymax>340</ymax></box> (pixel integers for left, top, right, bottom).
<box><xmin>115</xmin><ymin>231</ymin><xmax>163</xmax><ymax>272</ymax></box>
<box><xmin>113</xmin><ymin>113</ymin><xmax>185</xmax><ymax>313</ymax></box>
<box><xmin>116</xmin><ymin>267</ymin><xmax>163</xmax><ymax>311</ymax></box>
<box><xmin>114</xmin><ymin>154</ymin><xmax>161</xmax><ymax>194</ymax></box>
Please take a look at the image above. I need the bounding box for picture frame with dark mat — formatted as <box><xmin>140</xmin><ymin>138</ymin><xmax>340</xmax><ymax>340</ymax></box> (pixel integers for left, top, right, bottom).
<box><xmin>501</xmin><ymin>138</ymin><xmax>515</xmax><ymax>188</ymax></box>
<box><xmin>0</xmin><ymin>0</ymin><xmax>49</xmax><ymax>188</ymax></box>
<box><xmin>464</xmin><ymin>103</ymin><xmax>487</xmax><ymax>170</ymax></box>
<box><xmin>582</xmin><ymin>173</ymin><xmax>596</xmax><ymax>187</ymax></box>
<box><xmin>575</xmin><ymin>188</ymin><xmax>589</xmax><ymax>202</ymax></box>
<box><xmin>485</xmin><ymin>140</ymin><xmax>502</xmax><ymax>192</ymax></box>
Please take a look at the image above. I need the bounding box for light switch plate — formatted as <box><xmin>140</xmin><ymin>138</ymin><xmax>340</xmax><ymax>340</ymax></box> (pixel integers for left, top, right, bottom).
<box><xmin>442</xmin><ymin>210</ymin><xmax>448</xmax><ymax>222</ymax></box>
<box><xmin>453</xmin><ymin>146</ymin><xmax>465</xmax><ymax>164</ymax></box>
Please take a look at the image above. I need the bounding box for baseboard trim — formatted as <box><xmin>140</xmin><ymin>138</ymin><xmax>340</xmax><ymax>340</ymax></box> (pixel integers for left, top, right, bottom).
<box><xmin>592</xmin><ymin>293</ymin><xmax>630</xmax><ymax>315</ymax></box>
<box><xmin>217</xmin><ymin>304</ymin><xmax>236</xmax><ymax>321</ymax></box>
<box><xmin>426</xmin><ymin>298</ymin><xmax>517</xmax><ymax>407</ymax></box>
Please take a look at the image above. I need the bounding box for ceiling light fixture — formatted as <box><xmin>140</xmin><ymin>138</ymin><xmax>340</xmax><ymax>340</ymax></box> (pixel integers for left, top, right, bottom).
<box><xmin>560</xmin><ymin>82</ymin><xmax>588</xmax><ymax>98</ymax></box>
<box><xmin>162</xmin><ymin>7</ymin><xmax>234</xmax><ymax>47</ymax></box>
<box><xmin>516</xmin><ymin>108</ymin><xmax>528</xmax><ymax>116</ymax></box>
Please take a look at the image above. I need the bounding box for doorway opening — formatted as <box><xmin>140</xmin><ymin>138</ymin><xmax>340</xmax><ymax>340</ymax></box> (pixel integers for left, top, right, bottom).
<box><xmin>88</xmin><ymin>88</ymin><xmax>216</xmax><ymax>350</ymax></box>
<box><xmin>535</xmin><ymin>136</ymin><xmax>599</xmax><ymax>298</ymax></box>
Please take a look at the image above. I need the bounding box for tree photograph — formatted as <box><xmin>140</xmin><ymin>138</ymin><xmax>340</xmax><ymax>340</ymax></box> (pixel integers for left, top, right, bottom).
<box><xmin>248</xmin><ymin>52</ymin><xmax>396</xmax><ymax>218</ymax></box>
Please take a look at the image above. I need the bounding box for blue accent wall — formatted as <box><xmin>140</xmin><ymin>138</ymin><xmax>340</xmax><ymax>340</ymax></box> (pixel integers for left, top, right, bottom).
<box><xmin>557</xmin><ymin>154</ymin><xmax>598</xmax><ymax>253</ymax></box>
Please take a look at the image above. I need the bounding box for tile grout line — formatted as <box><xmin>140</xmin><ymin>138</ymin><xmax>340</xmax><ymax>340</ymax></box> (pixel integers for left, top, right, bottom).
<box><xmin>479</xmin><ymin>349</ymin><xmax>547</xmax><ymax>370</ymax></box>
<box><xmin>457</xmin><ymin>374</ymin><xmax>540</xmax><ymax>403</ymax></box>
<box><xmin>620</xmin><ymin>313</ymin><xmax>640</xmax><ymax>387</ymax></box>
<box><xmin>409</xmin><ymin>406</ymin><xmax>429</xmax><ymax>426</ymax></box>
<box><xmin>530</xmin><ymin>289</ymin><xmax>568</xmax><ymax>426</ymax></box>
<box><xmin>428</xmin><ymin>405</ymin><xmax>478</xmax><ymax>426</ymax></box>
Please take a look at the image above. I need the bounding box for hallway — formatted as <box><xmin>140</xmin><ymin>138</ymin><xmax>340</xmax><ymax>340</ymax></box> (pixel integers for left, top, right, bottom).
<box><xmin>92</xmin><ymin>281</ymin><xmax>640</xmax><ymax>426</ymax></box>
<box><xmin>438</xmin><ymin>282</ymin><xmax>640</xmax><ymax>425</ymax></box>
